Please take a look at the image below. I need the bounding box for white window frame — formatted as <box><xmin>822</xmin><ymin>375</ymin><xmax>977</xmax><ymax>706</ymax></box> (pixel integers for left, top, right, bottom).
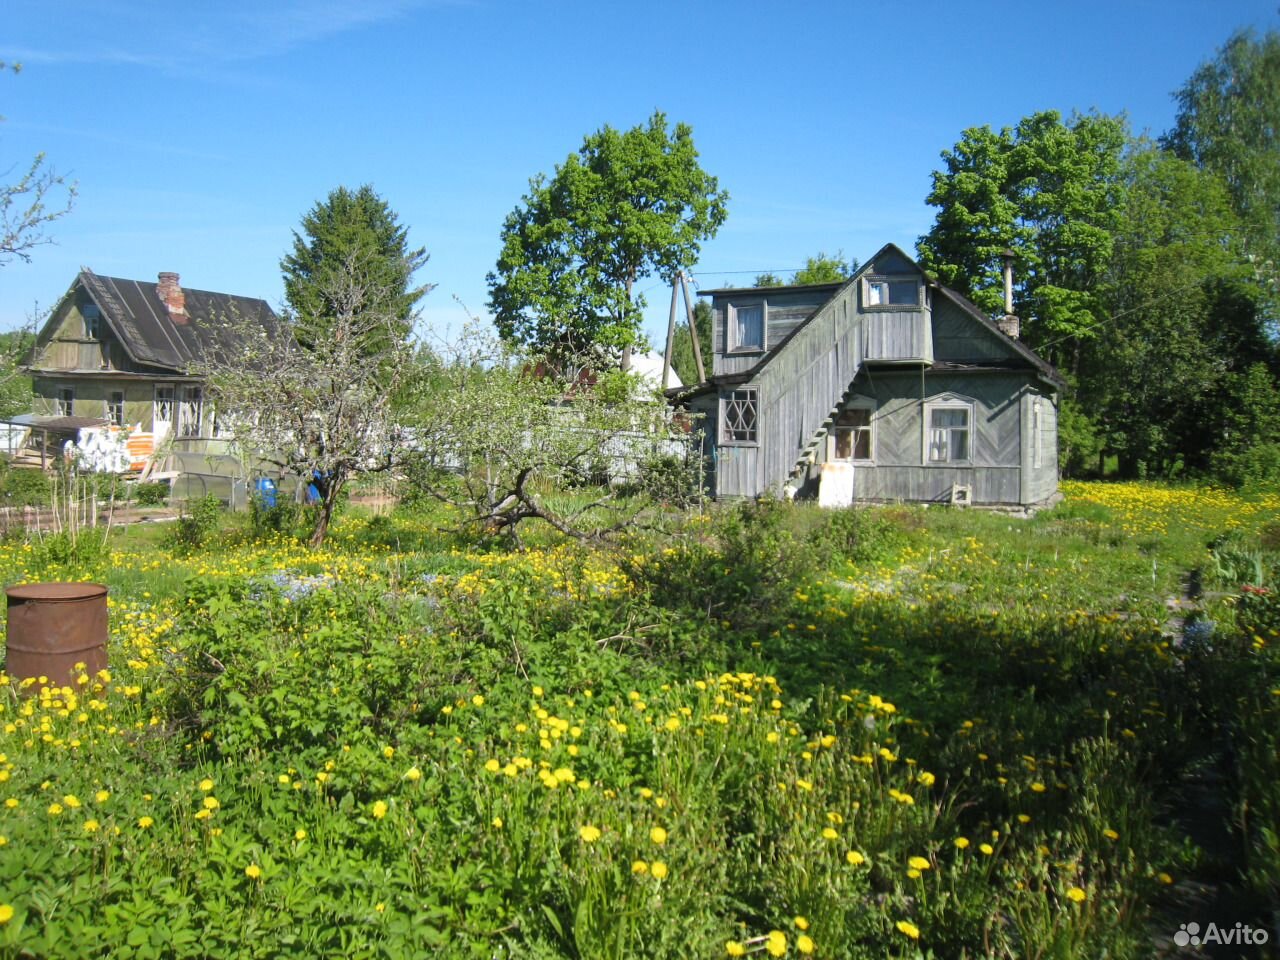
<box><xmin>105</xmin><ymin>390</ymin><xmax>125</xmax><ymax>428</ymax></box>
<box><xmin>923</xmin><ymin>394</ymin><xmax>975</xmax><ymax>465</ymax></box>
<box><xmin>727</xmin><ymin>302</ymin><xmax>766</xmax><ymax>353</ymax></box>
<box><xmin>56</xmin><ymin>386</ymin><xmax>74</xmax><ymax>417</ymax></box>
<box><xmin>720</xmin><ymin>387</ymin><xmax>760</xmax><ymax>445</ymax></box>
<box><xmin>828</xmin><ymin>396</ymin><xmax>876</xmax><ymax>463</ymax></box>
<box><xmin>863</xmin><ymin>274</ymin><xmax>922</xmax><ymax>310</ymax></box>
<box><xmin>154</xmin><ymin>384</ymin><xmax>175</xmax><ymax>428</ymax></box>
<box><xmin>178</xmin><ymin>385</ymin><xmax>203</xmax><ymax>438</ymax></box>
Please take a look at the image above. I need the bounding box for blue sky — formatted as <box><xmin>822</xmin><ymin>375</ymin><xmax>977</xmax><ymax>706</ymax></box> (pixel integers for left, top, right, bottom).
<box><xmin>2</xmin><ymin>0</ymin><xmax>1278</xmax><ymax>349</ymax></box>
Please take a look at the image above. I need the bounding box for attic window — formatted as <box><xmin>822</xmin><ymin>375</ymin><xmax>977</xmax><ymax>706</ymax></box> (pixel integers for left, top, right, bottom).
<box><xmin>865</xmin><ymin>277</ymin><xmax>920</xmax><ymax>308</ymax></box>
<box><xmin>721</xmin><ymin>387</ymin><xmax>759</xmax><ymax>445</ymax></box>
<box><xmin>56</xmin><ymin>386</ymin><xmax>74</xmax><ymax>417</ymax></box>
<box><xmin>82</xmin><ymin>305</ymin><xmax>101</xmax><ymax>340</ymax></box>
<box><xmin>728</xmin><ymin>303</ymin><xmax>765</xmax><ymax>352</ymax></box>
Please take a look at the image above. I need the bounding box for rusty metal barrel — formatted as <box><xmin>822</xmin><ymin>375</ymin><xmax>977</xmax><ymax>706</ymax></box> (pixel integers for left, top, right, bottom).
<box><xmin>4</xmin><ymin>583</ymin><xmax>109</xmax><ymax>689</ymax></box>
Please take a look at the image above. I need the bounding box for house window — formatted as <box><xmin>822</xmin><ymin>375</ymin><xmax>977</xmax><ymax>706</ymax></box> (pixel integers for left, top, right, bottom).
<box><xmin>56</xmin><ymin>386</ymin><xmax>74</xmax><ymax>417</ymax></box>
<box><xmin>154</xmin><ymin>385</ymin><xmax>175</xmax><ymax>429</ymax></box>
<box><xmin>210</xmin><ymin>404</ymin><xmax>233</xmax><ymax>439</ymax></box>
<box><xmin>865</xmin><ymin>277</ymin><xmax>920</xmax><ymax>308</ymax></box>
<box><xmin>925</xmin><ymin>400</ymin><xmax>973</xmax><ymax>463</ymax></box>
<box><xmin>830</xmin><ymin>402</ymin><xmax>874</xmax><ymax>461</ymax></box>
<box><xmin>178</xmin><ymin>386</ymin><xmax>203</xmax><ymax>437</ymax></box>
<box><xmin>728</xmin><ymin>303</ymin><xmax>765</xmax><ymax>352</ymax></box>
<box><xmin>83</xmin><ymin>306</ymin><xmax>101</xmax><ymax>340</ymax></box>
<box><xmin>721</xmin><ymin>387</ymin><xmax>759</xmax><ymax>444</ymax></box>
<box><xmin>106</xmin><ymin>391</ymin><xmax>125</xmax><ymax>427</ymax></box>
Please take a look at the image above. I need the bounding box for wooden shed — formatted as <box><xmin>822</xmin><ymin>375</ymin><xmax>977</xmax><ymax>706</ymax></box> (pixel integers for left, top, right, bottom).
<box><xmin>675</xmin><ymin>244</ymin><xmax>1063</xmax><ymax>508</ymax></box>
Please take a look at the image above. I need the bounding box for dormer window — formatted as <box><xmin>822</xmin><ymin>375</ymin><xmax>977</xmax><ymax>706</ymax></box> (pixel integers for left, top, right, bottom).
<box><xmin>728</xmin><ymin>302</ymin><xmax>765</xmax><ymax>352</ymax></box>
<box><xmin>864</xmin><ymin>276</ymin><xmax>921</xmax><ymax>308</ymax></box>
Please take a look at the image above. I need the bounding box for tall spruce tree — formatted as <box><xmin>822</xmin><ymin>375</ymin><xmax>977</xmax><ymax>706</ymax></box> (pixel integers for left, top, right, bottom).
<box><xmin>282</xmin><ymin>185</ymin><xmax>429</xmax><ymax>355</ymax></box>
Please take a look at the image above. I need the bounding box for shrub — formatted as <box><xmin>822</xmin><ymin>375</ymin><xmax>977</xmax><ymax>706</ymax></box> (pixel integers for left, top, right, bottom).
<box><xmin>167</xmin><ymin>494</ymin><xmax>224</xmax><ymax>553</ymax></box>
<box><xmin>132</xmin><ymin>481</ymin><xmax>171</xmax><ymax>506</ymax></box>
<box><xmin>0</xmin><ymin>465</ymin><xmax>51</xmax><ymax>507</ymax></box>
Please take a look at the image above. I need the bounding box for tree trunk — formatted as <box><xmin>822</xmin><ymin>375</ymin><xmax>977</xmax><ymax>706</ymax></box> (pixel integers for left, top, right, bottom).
<box><xmin>309</xmin><ymin>474</ymin><xmax>345</xmax><ymax>547</ymax></box>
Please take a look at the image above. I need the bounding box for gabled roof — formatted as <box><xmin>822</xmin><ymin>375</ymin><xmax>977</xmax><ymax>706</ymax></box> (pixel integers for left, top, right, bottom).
<box><xmin>37</xmin><ymin>270</ymin><xmax>278</xmax><ymax>373</ymax></box>
<box><xmin>673</xmin><ymin>242</ymin><xmax>1063</xmax><ymax>397</ymax></box>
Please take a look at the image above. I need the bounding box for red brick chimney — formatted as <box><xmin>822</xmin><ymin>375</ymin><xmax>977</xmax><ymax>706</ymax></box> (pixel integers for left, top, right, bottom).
<box><xmin>157</xmin><ymin>272</ymin><xmax>187</xmax><ymax>324</ymax></box>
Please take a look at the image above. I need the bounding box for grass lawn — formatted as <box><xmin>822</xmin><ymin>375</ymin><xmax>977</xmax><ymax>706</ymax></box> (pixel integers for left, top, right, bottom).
<box><xmin>0</xmin><ymin>481</ymin><xmax>1275</xmax><ymax>958</ymax></box>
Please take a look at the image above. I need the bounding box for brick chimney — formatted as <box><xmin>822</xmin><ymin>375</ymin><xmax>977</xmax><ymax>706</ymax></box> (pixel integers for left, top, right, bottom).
<box><xmin>157</xmin><ymin>272</ymin><xmax>187</xmax><ymax>324</ymax></box>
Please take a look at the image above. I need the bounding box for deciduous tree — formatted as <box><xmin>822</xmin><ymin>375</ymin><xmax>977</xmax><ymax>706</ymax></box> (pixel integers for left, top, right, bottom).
<box><xmin>407</xmin><ymin>329</ymin><xmax>701</xmax><ymax>541</ymax></box>
<box><xmin>1</xmin><ymin>63</ymin><xmax>76</xmax><ymax>267</ymax></box>
<box><xmin>791</xmin><ymin>251</ymin><xmax>856</xmax><ymax>285</ymax></box>
<box><xmin>201</xmin><ymin>244</ymin><xmax>427</xmax><ymax>546</ymax></box>
<box><xmin>1164</xmin><ymin>28</ymin><xmax>1280</xmax><ymax>283</ymax></box>
<box><xmin>488</xmin><ymin>111</ymin><xmax>728</xmax><ymax>362</ymax></box>
<box><xmin>916</xmin><ymin>110</ymin><xmax>1128</xmax><ymax>367</ymax></box>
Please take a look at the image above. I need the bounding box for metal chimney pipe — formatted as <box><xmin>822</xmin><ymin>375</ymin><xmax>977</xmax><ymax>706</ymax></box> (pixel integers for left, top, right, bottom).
<box><xmin>1001</xmin><ymin>248</ymin><xmax>1015</xmax><ymax>315</ymax></box>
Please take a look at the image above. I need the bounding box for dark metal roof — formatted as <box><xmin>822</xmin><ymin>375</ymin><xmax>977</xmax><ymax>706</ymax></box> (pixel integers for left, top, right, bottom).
<box><xmin>77</xmin><ymin>270</ymin><xmax>278</xmax><ymax>372</ymax></box>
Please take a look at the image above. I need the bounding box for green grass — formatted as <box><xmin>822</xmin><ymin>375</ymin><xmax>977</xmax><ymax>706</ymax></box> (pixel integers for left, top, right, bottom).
<box><xmin>0</xmin><ymin>481</ymin><xmax>1274</xmax><ymax>958</ymax></box>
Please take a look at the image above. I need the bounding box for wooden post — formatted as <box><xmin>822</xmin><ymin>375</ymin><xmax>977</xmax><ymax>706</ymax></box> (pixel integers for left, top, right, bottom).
<box><xmin>661</xmin><ymin>279</ymin><xmax>679</xmax><ymax>391</ymax></box>
<box><xmin>679</xmin><ymin>273</ymin><xmax>706</xmax><ymax>383</ymax></box>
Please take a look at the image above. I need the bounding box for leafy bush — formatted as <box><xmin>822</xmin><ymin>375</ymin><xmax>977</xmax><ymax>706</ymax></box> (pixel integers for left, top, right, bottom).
<box><xmin>0</xmin><ymin>464</ymin><xmax>50</xmax><ymax>507</ymax></box>
<box><xmin>167</xmin><ymin>494</ymin><xmax>224</xmax><ymax>553</ymax></box>
<box><xmin>132</xmin><ymin>480</ymin><xmax>171</xmax><ymax>506</ymax></box>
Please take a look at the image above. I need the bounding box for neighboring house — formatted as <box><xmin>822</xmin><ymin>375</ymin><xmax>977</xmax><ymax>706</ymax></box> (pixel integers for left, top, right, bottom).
<box><xmin>26</xmin><ymin>270</ymin><xmax>277</xmax><ymax>453</ymax></box>
<box><xmin>677</xmin><ymin>244</ymin><xmax>1063</xmax><ymax>507</ymax></box>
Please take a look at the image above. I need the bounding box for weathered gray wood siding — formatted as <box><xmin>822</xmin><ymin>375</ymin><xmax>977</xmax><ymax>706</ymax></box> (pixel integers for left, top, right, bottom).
<box><xmin>34</xmin><ymin>298</ymin><xmax>130</xmax><ymax>372</ymax></box>
<box><xmin>863</xmin><ymin>309</ymin><xmax>933</xmax><ymax>363</ymax></box>
<box><xmin>931</xmin><ymin>297</ymin><xmax>1012</xmax><ymax>361</ymax></box>
<box><xmin>712</xmin><ymin>289</ymin><xmax>831</xmax><ymax>376</ymax></box>
<box><xmin>813</xmin><ymin>370</ymin><xmax>1030</xmax><ymax>505</ymax></box>
<box><xmin>1021</xmin><ymin>391</ymin><xmax>1059</xmax><ymax>504</ymax></box>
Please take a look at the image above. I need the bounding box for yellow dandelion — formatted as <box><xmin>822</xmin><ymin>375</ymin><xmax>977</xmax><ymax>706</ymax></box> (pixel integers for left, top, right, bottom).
<box><xmin>796</xmin><ymin>933</ymin><xmax>814</xmax><ymax>954</ymax></box>
<box><xmin>650</xmin><ymin>861</ymin><xmax>668</xmax><ymax>879</ymax></box>
<box><xmin>1066</xmin><ymin>886</ymin><xmax>1087</xmax><ymax>903</ymax></box>
<box><xmin>896</xmin><ymin>920</ymin><xmax>920</xmax><ymax>939</ymax></box>
<box><xmin>404</xmin><ymin>766</ymin><xmax>422</xmax><ymax>782</ymax></box>
<box><xmin>822</xmin><ymin>827</ymin><xmax>838</xmax><ymax>840</ymax></box>
<box><xmin>579</xmin><ymin>825</ymin><xmax>602</xmax><ymax>843</ymax></box>
<box><xmin>794</xmin><ymin>916</ymin><xmax>809</xmax><ymax>930</ymax></box>
<box><xmin>295</xmin><ymin>829</ymin><xmax>307</xmax><ymax>841</ymax></box>
<box><xmin>649</xmin><ymin>826</ymin><xmax>667</xmax><ymax>845</ymax></box>
<box><xmin>372</xmin><ymin>800</ymin><xmax>388</xmax><ymax>820</ymax></box>
<box><xmin>846</xmin><ymin>850</ymin><xmax>865</xmax><ymax>865</ymax></box>
<box><xmin>631</xmin><ymin>860</ymin><xmax>649</xmax><ymax>875</ymax></box>
<box><xmin>198</xmin><ymin>779</ymin><xmax>214</xmax><ymax>792</ymax></box>
<box><xmin>908</xmin><ymin>856</ymin><xmax>930</xmax><ymax>870</ymax></box>
<box><xmin>1102</xmin><ymin>828</ymin><xmax>1119</xmax><ymax>841</ymax></box>
<box><xmin>0</xmin><ymin>904</ymin><xmax>13</xmax><ymax>924</ymax></box>
<box><xmin>954</xmin><ymin>837</ymin><xmax>970</xmax><ymax>849</ymax></box>
<box><xmin>725</xmin><ymin>943</ymin><xmax>746</xmax><ymax>958</ymax></box>
<box><xmin>245</xmin><ymin>864</ymin><xmax>262</xmax><ymax>880</ymax></box>
<box><xmin>979</xmin><ymin>843</ymin><xmax>994</xmax><ymax>856</ymax></box>
<box><xmin>83</xmin><ymin>819</ymin><xmax>100</xmax><ymax>833</ymax></box>
<box><xmin>765</xmin><ymin>930</ymin><xmax>787</xmax><ymax>956</ymax></box>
